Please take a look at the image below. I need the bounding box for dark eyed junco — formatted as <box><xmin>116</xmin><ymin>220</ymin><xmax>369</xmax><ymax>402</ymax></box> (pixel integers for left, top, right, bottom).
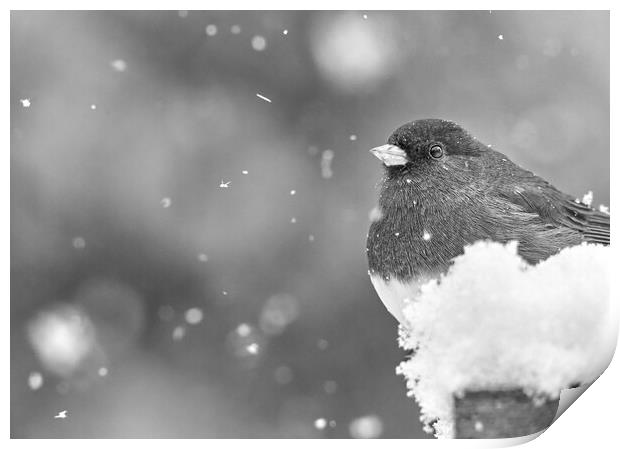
<box><xmin>367</xmin><ymin>119</ymin><xmax>610</xmax><ymax>324</ymax></box>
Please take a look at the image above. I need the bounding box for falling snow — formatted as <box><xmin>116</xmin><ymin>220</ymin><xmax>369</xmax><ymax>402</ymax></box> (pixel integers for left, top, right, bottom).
<box><xmin>98</xmin><ymin>367</ymin><xmax>108</xmax><ymax>377</ymax></box>
<box><xmin>422</xmin><ymin>231</ymin><xmax>431</xmax><ymax>241</ymax></box>
<box><xmin>259</xmin><ymin>294</ymin><xmax>299</xmax><ymax>335</ymax></box>
<box><xmin>110</xmin><ymin>59</ymin><xmax>127</xmax><ymax>72</ymax></box>
<box><xmin>230</xmin><ymin>25</ymin><xmax>241</xmax><ymax>34</ymax></box>
<box><xmin>160</xmin><ymin>197</ymin><xmax>172</xmax><ymax>208</ymax></box>
<box><xmin>172</xmin><ymin>325</ymin><xmax>186</xmax><ymax>341</ymax></box>
<box><xmin>349</xmin><ymin>134</ymin><xmax>357</xmax><ymax>141</ymax></box>
<box><xmin>27</xmin><ymin>306</ymin><xmax>96</xmax><ymax>377</ymax></box>
<box><xmin>241</xmin><ymin>170</ymin><xmax>249</xmax><ymax>175</ymax></box>
<box><xmin>54</xmin><ymin>410</ymin><xmax>68</xmax><ymax>419</ymax></box>
<box><xmin>349</xmin><ymin>415</ymin><xmax>383</xmax><ymax>438</ymax></box>
<box><xmin>28</xmin><ymin>371</ymin><xmax>44</xmax><ymax>390</ymax></box>
<box><xmin>205</xmin><ymin>24</ymin><xmax>218</xmax><ymax>36</ymax></box>
<box><xmin>581</xmin><ymin>190</ymin><xmax>593</xmax><ymax>207</ymax></box>
<box><xmin>251</xmin><ymin>35</ymin><xmax>267</xmax><ymax>51</ymax></box>
<box><xmin>256</xmin><ymin>93</ymin><xmax>272</xmax><ymax>103</ymax></box>
<box><xmin>198</xmin><ymin>253</ymin><xmax>208</xmax><ymax>262</ymax></box>
<box><xmin>321</xmin><ymin>149</ymin><xmax>334</xmax><ymax>179</ymax></box>
<box><xmin>314</xmin><ymin>418</ymin><xmax>327</xmax><ymax>430</ymax></box>
<box><xmin>283</xmin><ymin>29</ymin><xmax>288</xmax><ymax>35</ymax></box>
<box><xmin>368</xmin><ymin>206</ymin><xmax>383</xmax><ymax>222</ymax></box>
<box><xmin>323</xmin><ymin>380</ymin><xmax>338</xmax><ymax>394</ymax></box>
<box><xmin>290</xmin><ymin>189</ymin><xmax>296</xmax><ymax>195</ymax></box>
<box><xmin>185</xmin><ymin>307</ymin><xmax>204</xmax><ymax>325</ymax></box>
<box><xmin>498</xmin><ymin>34</ymin><xmax>504</xmax><ymax>40</ymax></box>
<box><xmin>227</xmin><ymin>323</ymin><xmax>262</xmax><ymax>359</ymax></box>
<box><xmin>90</xmin><ymin>104</ymin><xmax>97</xmax><ymax>110</ymax></box>
<box><xmin>72</xmin><ymin>237</ymin><xmax>86</xmax><ymax>249</ymax></box>
<box><xmin>236</xmin><ymin>323</ymin><xmax>252</xmax><ymax>337</ymax></box>
<box><xmin>20</xmin><ymin>98</ymin><xmax>31</xmax><ymax>107</ymax></box>
<box><xmin>219</xmin><ymin>180</ymin><xmax>231</xmax><ymax>188</ymax></box>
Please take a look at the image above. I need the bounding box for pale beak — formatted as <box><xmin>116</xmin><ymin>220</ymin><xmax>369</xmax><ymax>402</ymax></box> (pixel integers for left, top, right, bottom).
<box><xmin>369</xmin><ymin>144</ymin><xmax>408</xmax><ymax>166</ymax></box>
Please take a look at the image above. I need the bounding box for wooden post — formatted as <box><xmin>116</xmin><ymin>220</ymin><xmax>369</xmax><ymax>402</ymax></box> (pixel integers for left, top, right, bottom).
<box><xmin>454</xmin><ymin>389</ymin><xmax>559</xmax><ymax>438</ymax></box>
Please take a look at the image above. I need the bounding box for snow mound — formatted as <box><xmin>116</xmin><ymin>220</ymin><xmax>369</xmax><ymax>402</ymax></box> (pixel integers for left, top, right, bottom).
<box><xmin>397</xmin><ymin>241</ymin><xmax>613</xmax><ymax>438</ymax></box>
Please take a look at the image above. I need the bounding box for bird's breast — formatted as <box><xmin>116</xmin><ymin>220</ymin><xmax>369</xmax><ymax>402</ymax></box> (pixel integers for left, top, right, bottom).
<box><xmin>369</xmin><ymin>273</ymin><xmax>431</xmax><ymax>325</ymax></box>
<box><xmin>365</xmin><ymin>196</ymin><xmax>477</xmax><ymax>323</ymax></box>
<box><xmin>366</xmin><ymin>203</ymin><xmax>455</xmax><ymax>280</ymax></box>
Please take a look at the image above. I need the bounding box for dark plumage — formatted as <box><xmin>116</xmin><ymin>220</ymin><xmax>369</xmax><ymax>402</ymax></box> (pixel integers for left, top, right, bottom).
<box><xmin>366</xmin><ymin>119</ymin><xmax>609</xmax><ymax>322</ymax></box>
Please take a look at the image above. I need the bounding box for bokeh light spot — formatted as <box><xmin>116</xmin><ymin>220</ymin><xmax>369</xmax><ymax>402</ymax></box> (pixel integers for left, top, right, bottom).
<box><xmin>349</xmin><ymin>414</ymin><xmax>384</xmax><ymax>438</ymax></box>
<box><xmin>251</xmin><ymin>35</ymin><xmax>267</xmax><ymax>51</ymax></box>
<box><xmin>184</xmin><ymin>307</ymin><xmax>204</xmax><ymax>325</ymax></box>
<box><xmin>27</xmin><ymin>305</ymin><xmax>97</xmax><ymax>377</ymax></box>
<box><xmin>311</xmin><ymin>13</ymin><xmax>397</xmax><ymax>92</ymax></box>
<box><xmin>28</xmin><ymin>372</ymin><xmax>44</xmax><ymax>390</ymax></box>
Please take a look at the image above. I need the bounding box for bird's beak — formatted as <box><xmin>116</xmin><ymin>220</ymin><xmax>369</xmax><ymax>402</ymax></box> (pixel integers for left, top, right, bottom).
<box><xmin>369</xmin><ymin>144</ymin><xmax>408</xmax><ymax>166</ymax></box>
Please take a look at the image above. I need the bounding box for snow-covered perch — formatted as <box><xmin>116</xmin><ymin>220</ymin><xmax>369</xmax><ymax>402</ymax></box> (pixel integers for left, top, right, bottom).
<box><xmin>397</xmin><ymin>241</ymin><xmax>614</xmax><ymax>438</ymax></box>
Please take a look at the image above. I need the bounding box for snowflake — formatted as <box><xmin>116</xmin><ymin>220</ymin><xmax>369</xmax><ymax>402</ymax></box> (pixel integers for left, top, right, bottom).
<box><xmin>256</xmin><ymin>93</ymin><xmax>272</xmax><ymax>103</ymax></box>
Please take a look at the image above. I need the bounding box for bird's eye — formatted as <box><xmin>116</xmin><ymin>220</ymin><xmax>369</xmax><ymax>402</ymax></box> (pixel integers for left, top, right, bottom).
<box><xmin>429</xmin><ymin>144</ymin><xmax>444</xmax><ymax>159</ymax></box>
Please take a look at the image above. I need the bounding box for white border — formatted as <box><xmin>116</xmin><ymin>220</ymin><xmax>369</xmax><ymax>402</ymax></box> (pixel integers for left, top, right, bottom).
<box><xmin>4</xmin><ymin>3</ymin><xmax>617</xmax><ymax>448</ymax></box>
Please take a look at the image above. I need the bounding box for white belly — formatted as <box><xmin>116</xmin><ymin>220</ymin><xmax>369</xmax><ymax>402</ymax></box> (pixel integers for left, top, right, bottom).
<box><xmin>370</xmin><ymin>274</ymin><xmax>430</xmax><ymax>326</ymax></box>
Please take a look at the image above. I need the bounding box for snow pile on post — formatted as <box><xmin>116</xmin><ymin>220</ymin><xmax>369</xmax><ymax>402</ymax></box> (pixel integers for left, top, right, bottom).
<box><xmin>397</xmin><ymin>241</ymin><xmax>613</xmax><ymax>438</ymax></box>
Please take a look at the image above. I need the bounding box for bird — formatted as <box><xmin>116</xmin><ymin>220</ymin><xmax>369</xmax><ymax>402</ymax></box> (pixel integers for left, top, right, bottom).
<box><xmin>367</xmin><ymin>119</ymin><xmax>610</xmax><ymax>324</ymax></box>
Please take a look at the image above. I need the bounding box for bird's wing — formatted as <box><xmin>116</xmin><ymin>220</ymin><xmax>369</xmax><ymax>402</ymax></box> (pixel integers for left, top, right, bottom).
<box><xmin>497</xmin><ymin>175</ymin><xmax>610</xmax><ymax>246</ymax></box>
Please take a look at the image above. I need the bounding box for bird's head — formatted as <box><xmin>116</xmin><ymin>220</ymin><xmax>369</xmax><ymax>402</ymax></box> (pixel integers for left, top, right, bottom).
<box><xmin>370</xmin><ymin>119</ymin><xmax>487</xmax><ymax>184</ymax></box>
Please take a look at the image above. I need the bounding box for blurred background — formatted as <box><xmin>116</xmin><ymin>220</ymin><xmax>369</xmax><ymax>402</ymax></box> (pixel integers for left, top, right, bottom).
<box><xmin>11</xmin><ymin>10</ymin><xmax>609</xmax><ymax>438</ymax></box>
